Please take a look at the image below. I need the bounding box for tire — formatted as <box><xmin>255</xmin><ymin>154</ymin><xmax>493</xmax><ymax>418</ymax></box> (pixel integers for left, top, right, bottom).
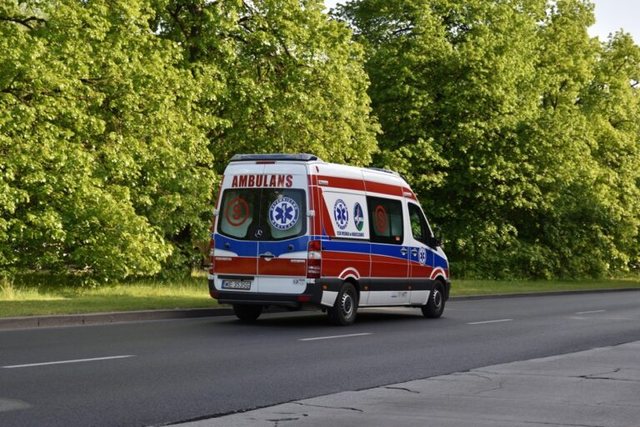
<box><xmin>422</xmin><ymin>282</ymin><xmax>445</xmax><ymax>318</ymax></box>
<box><xmin>327</xmin><ymin>282</ymin><xmax>358</xmax><ymax>326</ymax></box>
<box><xmin>233</xmin><ymin>304</ymin><xmax>263</xmax><ymax>322</ymax></box>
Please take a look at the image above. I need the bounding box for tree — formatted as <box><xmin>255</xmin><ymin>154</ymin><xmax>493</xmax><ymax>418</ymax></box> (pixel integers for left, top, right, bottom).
<box><xmin>0</xmin><ymin>0</ymin><xmax>214</xmax><ymax>280</ymax></box>
<box><xmin>152</xmin><ymin>0</ymin><xmax>380</xmax><ymax>171</ymax></box>
<box><xmin>338</xmin><ymin>0</ymin><xmax>640</xmax><ymax>278</ymax></box>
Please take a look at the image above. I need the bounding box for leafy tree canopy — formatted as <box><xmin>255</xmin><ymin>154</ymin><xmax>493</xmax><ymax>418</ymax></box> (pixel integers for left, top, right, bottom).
<box><xmin>0</xmin><ymin>0</ymin><xmax>214</xmax><ymax>280</ymax></box>
<box><xmin>338</xmin><ymin>0</ymin><xmax>640</xmax><ymax>278</ymax></box>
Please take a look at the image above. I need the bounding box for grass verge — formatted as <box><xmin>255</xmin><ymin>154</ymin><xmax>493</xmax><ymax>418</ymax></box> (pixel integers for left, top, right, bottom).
<box><xmin>453</xmin><ymin>278</ymin><xmax>640</xmax><ymax>296</ymax></box>
<box><xmin>0</xmin><ymin>273</ymin><xmax>215</xmax><ymax>318</ymax></box>
<box><xmin>1</xmin><ymin>275</ymin><xmax>640</xmax><ymax>318</ymax></box>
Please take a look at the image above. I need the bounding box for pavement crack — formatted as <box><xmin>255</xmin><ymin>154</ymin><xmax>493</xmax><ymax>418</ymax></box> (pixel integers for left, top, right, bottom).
<box><xmin>462</xmin><ymin>372</ymin><xmax>494</xmax><ymax>382</ymax></box>
<box><xmin>267</xmin><ymin>414</ymin><xmax>308</xmax><ymax>427</ymax></box>
<box><xmin>473</xmin><ymin>379</ymin><xmax>504</xmax><ymax>395</ymax></box>
<box><xmin>293</xmin><ymin>402</ymin><xmax>364</xmax><ymax>413</ymax></box>
<box><xmin>383</xmin><ymin>386</ymin><xmax>420</xmax><ymax>394</ymax></box>
<box><xmin>579</xmin><ymin>368</ymin><xmax>625</xmax><ymax>381</ymax></box>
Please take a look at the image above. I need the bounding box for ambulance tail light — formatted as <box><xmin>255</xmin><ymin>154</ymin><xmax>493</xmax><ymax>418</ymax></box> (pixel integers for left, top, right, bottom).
<box><xmin>307</xmin><ymin>240</ymin><xmax>322</xmax><ymax>279</ymax></box>
<box><xmin>208</xmin><ymin>239</ymin><xmax>215</xmax><ymax>274</ymax></box>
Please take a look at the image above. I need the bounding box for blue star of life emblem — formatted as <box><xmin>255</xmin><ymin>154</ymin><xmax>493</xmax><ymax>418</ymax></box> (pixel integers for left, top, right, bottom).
<box><xmin>334</xmin><ymin>199</ymin><xmax>349</xmax><ymax>230</ymax></box>
<box><xmin>419</xmin><ymin>247</ymin><xmax>427</xmax><ymax>265</ymax></box>
<box><xmin>269</xmin><ymin>196</ymin><xmax>299</xmax><ymax>231</ymax></box>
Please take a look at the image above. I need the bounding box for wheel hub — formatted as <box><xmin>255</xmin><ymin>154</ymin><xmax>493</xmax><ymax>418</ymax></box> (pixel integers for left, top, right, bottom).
<box><xmin>342</xmin><ymin>293</ymin><xmax>353</xmax><ymax>316</ymax></box>
<box><xmin>433</xmin><ymin>290</ymin><xmax>442</xmax><ymax>309</ymax></box>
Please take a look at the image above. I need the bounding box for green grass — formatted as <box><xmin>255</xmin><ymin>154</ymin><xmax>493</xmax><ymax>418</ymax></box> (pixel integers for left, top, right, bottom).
<box><xmin>1</xmin><ymin>274</ymin><xmax>640</xmax><ymax>318</ymax></box>
<box><xmin>0</xmin><ymin>273</ymin><xmax>216</xmax><ymax>318</ymax></box>
<box><xmin>453</xmin><ymin>278</ymin><xmax>640</xmax><ymax>296</ymax></box>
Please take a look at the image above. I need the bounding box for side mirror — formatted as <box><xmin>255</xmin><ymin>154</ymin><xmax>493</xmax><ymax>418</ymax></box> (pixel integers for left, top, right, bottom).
<box><xmin>426</xmin><ymin>235</ymin><xmax>442</xmax><ymax>248</ymax></box>
<box><xmin>429</xmin><ymin>225</ymin><xmax>444</xmax><ymax>248</ymax></box>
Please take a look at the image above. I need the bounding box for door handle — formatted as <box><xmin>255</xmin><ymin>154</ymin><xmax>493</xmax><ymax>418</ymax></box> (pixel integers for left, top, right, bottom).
<box><xmin>259</xmin><ymin>252</ymin><xmax>275</xmax><ymax>261</ymax></box>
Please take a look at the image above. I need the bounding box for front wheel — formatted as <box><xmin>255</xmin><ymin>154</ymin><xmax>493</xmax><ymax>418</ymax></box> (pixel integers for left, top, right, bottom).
<box><xmin>422</xmin><ymin>282</ymin><xmax>445</xmax><ymax>318</ymax></box>
<box><xmin>327</xmin><ymin>282</ymin><xmax>358</xmax><ymax>326</ymax></box>
<box><xmin>233</xmin><ymin>304</ymin><xmax>263</xmax><ymax>322</ymax></box>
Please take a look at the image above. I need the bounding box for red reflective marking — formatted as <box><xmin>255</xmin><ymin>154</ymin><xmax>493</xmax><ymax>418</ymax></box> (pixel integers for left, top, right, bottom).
<box><xmin>225</xmin><ymin>196</ymin><xmax>250</xmax><ymax>226</ymax></box>
<box><xmin>374</xmin><ymin>205</ymin><xmax>388</xmax><ymax>234</ymax></box>
<box><xmin>365</xmin><ymin>181</ymin><xmax>404</xmax><ymax>197</ymax></box>
<box><xmin>310</xmin><ymin>176</ymin><xmax>409</xmax><ymax>200</ymax></box>
<box><xmin>310</xmin><ymin>187</ymin><xmax>322</xmax><ymax>235</ymax></box>
<box><xmin>339</xmin><ymin>268</ymin><xmax>360</xmax><ymax>280</ymax></box>
<box><xmin>369</xmin><ymin>253</ymin><xmax>408</xmax><ymax>278</ymax></box>
<box><xmin>315</xmin><ymin>176</ymin><xmax>366</xmax><ymax>191</ymax></box>
<box><xmin>322</xmin><ymin>251</ymin><xmax>370</xmax><ymax>278</ymax></box>
<box><xmin>214</xmin><ymin>257</ymin><xmax>257</xmax><ymax>275</ymax></box>
<box><xmin>403</xmin><ymin>189</ymin><xmax>417</xmax><ymax>200</ymax></box>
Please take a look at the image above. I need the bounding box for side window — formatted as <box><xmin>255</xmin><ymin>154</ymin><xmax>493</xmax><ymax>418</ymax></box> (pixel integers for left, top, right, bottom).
<box><xmin>408</xmin><ymin>203</ymin><xmax>429</xmax><ymax>244</ymax></box>
<box><xmin>367</xmin><ymin>196</ymin><xmax>403</xmax><ymax>244</ymax></box>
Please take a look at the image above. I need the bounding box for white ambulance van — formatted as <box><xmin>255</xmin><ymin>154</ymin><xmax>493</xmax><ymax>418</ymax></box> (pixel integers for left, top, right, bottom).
<box><xmin>208</xmin><ymin>154</ymin><xmax>450</xmax><ymax>325</ymax></box>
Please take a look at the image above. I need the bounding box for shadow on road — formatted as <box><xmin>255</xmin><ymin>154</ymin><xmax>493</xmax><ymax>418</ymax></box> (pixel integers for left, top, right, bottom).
<box><xmin>210</xmin><ymin>308</ymin><xmax>444</xmax><ymax>329</ymax></box>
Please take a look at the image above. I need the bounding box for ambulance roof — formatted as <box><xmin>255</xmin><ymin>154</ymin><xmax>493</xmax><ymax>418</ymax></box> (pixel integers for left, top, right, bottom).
<box><xmin>230</xmin><ymin>153</ymin><xmax>319</xmax><ymax>162</ymax></box>
<box><xmin>227</xmin><ymin>153</ymin><xmax>410</xmax><ymax>190</ymax></box>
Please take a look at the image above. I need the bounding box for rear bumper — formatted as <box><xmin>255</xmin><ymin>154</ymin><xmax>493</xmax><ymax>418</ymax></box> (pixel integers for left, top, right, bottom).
<box><xmin>209</xmin><ymin>279</ymin><xmax>323</xmax><ymax>308</ymax></box>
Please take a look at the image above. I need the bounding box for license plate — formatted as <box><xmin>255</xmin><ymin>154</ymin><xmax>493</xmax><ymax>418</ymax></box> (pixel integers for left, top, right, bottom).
<box><xmin>221</xmin><ymin>279</ymin><xmax>252</xmax><ymax>290</ymax></box>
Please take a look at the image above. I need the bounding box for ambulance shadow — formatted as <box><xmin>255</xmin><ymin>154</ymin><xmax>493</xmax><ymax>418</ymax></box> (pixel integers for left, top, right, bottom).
<box><xmin>242</xmin><ymin>308</ymin><xmax>426</xmax><ymax>329</ymax></box>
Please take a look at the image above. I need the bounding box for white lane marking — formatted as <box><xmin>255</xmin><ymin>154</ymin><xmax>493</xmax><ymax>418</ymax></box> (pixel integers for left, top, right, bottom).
<box><xmin>467</xmin><ymin>319</ymin><xmax>513</xmax><ymax>325</ymax></box>
<box><xmin>576</xmin><ymin>310</ymin><xmax>606</xmax><ymax>315</ymax></box>
<box><xmin>299</xmin><ymin>333</ymin><xmax>372</xmax><ymax>342</ymax></box>
<box><xmin>2</xmin><ymin>355</ymin><xmax>135</xmax><ymax>369</ymax></box>
<box><xmin>0</xmin><ymin>398</ymin><xmax>31</xmax><ymax>413</ymax></box>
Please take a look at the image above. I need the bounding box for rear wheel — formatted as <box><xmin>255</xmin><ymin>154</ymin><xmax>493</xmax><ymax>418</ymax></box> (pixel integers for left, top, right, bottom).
<box><xmin>328</xmin><ymin>282</ymin><xmax>358</xmax><ymax>326</ymax></box>
<box><xmin>422</xmin><ymin>282</ymin><xmax>445</xmax><ymax>318</ymax></box>
<box><xmin>233</xmin><ymin>304</ymin><xmax>263</xmax><ymax>322</ymax></box>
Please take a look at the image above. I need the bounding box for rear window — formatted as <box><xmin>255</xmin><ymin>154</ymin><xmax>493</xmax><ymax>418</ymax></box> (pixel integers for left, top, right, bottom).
<box><xmin>217</xmin><ymin>188</ymin><xmax>306</xmax><ymax>241</ymax></box>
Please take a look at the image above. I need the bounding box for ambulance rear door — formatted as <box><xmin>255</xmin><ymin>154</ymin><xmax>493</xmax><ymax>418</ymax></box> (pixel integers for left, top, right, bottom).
<box><xmin>255</xmin><ymin>163</ymin><xmax>309</xmax><ymax>294</ymax></box>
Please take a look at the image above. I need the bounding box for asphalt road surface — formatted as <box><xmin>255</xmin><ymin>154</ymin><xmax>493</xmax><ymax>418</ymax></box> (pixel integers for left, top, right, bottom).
<box><xmin>2</xmin><ymin>291</ymin><xmax>640</xmax><ymax>426</ymax></box>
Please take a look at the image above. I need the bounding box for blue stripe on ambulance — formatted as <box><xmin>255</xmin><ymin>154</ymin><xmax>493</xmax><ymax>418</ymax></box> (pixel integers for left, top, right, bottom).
<box><xmin>214</xmin><ymin>234</ymin><xmax>447</xmax><ymax>270</ymax></box>
<box><xmin>215</xmin><ymin>234</ymin><xmax>309</xmax><ymax>257</ymax></box>
<box><xmin>320</xmin><ymin>239</ymin><xmax>447</xmax><ymax>269</ymax></box>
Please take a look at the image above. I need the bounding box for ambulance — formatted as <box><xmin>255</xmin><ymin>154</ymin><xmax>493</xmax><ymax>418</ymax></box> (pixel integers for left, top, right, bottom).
<box><xmin>208</xmin><ymin>154</ymin><xmax>450</xmax><ymax>325</ymax></box>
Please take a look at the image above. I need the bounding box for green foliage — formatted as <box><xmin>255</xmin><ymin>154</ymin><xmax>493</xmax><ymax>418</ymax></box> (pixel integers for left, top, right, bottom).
<box><xmin>152</xmin><ymin>0</ymin><xmax>379</xmax><ymax>170</ymax></box>
<box><xmin>1</xmin><ymin>0</ymin><xmax>378</xmax><ymax>281</ymax></box>
<box><xmin>339</xmin><ymin>0</ymin><xmax>640</xmax><ymax>278</ymax></box>
<box><xmin>2</xmin><ymin>0</ymin><xmax>639</xmax><ymax>282</ymax></box>
<box><xmin>1</xmin><ymin>0</ymin><xmax>214</xmax><ymax>280</ymax></box>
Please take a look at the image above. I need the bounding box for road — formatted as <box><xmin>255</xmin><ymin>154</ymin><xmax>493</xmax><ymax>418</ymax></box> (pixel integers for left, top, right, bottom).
<box><xmin>1</xmin><ymin>291</ymin><xmax>640</xmax><ymax>426</ymax></box>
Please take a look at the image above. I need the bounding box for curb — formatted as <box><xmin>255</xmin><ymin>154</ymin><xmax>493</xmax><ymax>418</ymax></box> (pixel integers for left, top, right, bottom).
<box><xmin>1</xmin><ymin>287</ymin><xmax>639</xmax><ymax>331</ymax></box>
<box><xmin>0</xmin><ymin>307</ymin><xmax>234</xmax><ymax>331</ymax></box>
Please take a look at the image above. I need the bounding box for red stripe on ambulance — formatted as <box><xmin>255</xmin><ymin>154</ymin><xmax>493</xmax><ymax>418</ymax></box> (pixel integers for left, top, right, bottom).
<box><xmin>322</xmin><ymin>251</ymin><xmax>370</xmax><ymax>278</ymax></box>
<box><xmin>214</xmin><ymin>257</ymin><xmax>257</xmax><ymax>275</ymax></box>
